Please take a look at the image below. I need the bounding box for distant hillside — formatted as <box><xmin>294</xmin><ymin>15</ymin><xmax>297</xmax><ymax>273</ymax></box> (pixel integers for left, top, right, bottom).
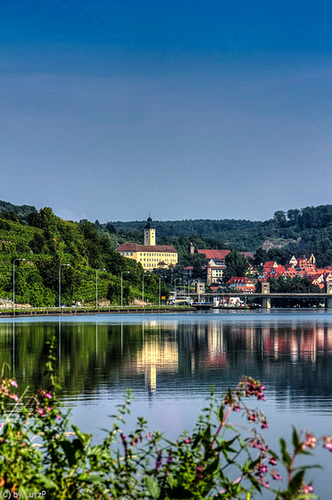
<box><xmin>0</xmin><ymin>200</ymin><xmax>37</xmax><ymax>222</ymax></box>
<box><xmin>104</xmin><ymin>218</ymin><xmax>264</xmax><ymax>251</ymax></box>
<box><xmin>107</xmin><ymin>218</ymin><xmax>260</xmax><ymax>236</ymax></box>
<box><xmin>0</xmin><ymin>200</ymin><xmax>331</xmax><ymax>266</ymax></box>
<box><xmin>105</xmin><ymin>205</ymin><xmax>332</xmax><ymax>265</ymax></box>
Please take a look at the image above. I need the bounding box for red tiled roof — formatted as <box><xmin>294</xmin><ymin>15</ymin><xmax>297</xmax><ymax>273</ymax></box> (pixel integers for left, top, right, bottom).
<box><xmin>115</xmin><ymin>243</ymin><xmax>177</xmax><ymax>253</ymax></box>
<box><xmin>283</xmin><ymin>268</ymin><xmax>297</xmax><ymax>275</ymax></box>
<box><xmin>197</xmin><ymin>249</ymin><xmax>230</xmax><ymax>260</ymax></box>
<box><xmin>226</xmin><ymin>277</ymin><xmax>254</xmax><ymax>284</ymax></box>
<box><xmin>264</xmin><ymin>261</ymin><xmax>277</xmax><ymax>269</ymax></box>
<box><xmin>198</xmin><ymin>249</ymin><xmax>253</xmax><ymax>260</ymax></box>
<box><xmin>273</xmin><ymin>265</ymin><xmax>286</xmax><ymax>274</ymax></box>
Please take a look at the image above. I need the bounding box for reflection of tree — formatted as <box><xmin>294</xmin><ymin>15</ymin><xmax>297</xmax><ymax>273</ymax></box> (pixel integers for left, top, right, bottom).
<box><xmin>0</xmin><ymin>318</ymin><xmax>331</xmax><ymax>408</ymax></box>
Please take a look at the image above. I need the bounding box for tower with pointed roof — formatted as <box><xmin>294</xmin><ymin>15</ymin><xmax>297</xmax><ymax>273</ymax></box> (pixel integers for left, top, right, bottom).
<box><xmin>115</xmin><ymin>215</ymin><xmax>178</xmax><ymax>270</ymax></box>
<box><xmin>144</xmin><ymin>215</ymin><xmax>156</xmax><ymax>246</ymax></box>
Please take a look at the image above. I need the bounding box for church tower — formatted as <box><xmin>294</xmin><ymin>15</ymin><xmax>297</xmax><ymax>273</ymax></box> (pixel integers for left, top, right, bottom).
<box><xmin>144</xmin><ymin>216</ymin><xmax>156</xmax><ymax>246</ymax></box>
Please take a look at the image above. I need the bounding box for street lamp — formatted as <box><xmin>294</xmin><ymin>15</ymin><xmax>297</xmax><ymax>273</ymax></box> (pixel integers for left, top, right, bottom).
<box><xmin>121</xmin><ymin>271</ymin><xmax>130</xmax><ymax>308</ymax></box>
<box><xmin>13</xmin><ymin>258</ymin><xmax>26</xmax><ymax>312</ymax></box>
<box><xmin>96</xmin><ymin>268</ymin><xmax>106</xmax><ymax>308</ymax></box>
<box><xmin>174</xmin><ymin>278</ymin><xmax>181</xmax><ymax>297</ymax></box>
<box><xmin>59</xmin><ymin>264</ymin><xmax>70</xmax><ymax>308</ymax></box>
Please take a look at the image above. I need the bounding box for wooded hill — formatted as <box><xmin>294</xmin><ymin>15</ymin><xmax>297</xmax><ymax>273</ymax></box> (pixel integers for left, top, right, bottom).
<box><xmin>106</xmin><ymin>205</ymin><xmax>332</xmax><ymax>267</ymax></box>
<box><xmin>0</xmin><ymin>204</ymin><xmax>166</xmax><ymax>307</ymax></box>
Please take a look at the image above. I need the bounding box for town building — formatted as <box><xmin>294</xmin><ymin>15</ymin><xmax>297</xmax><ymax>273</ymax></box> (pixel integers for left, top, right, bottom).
<box><xmin>258</xmin><ymin>254</ymin><xmax>332</xmax><ymax>290</ymax></box>
<box><xmin>115</xmin><ymin>216</ymin><xmax>178</xmax><ymax>270</ymax></box>
<box><xmin>185</xmin><ymin>245</ymin><xmax>254</xmax><ymax>287</ymax></box>
<box><xmin>225</xmin><ymin>277</ymin><xmax>256</xmax><ymax>292</ymax></box>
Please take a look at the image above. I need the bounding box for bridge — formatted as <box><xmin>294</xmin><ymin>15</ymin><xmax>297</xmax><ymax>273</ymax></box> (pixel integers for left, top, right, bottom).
<box><xmin>187</xmin><ymin>282</ymin><xmax>332</xmax><ymax>309</ymax></box>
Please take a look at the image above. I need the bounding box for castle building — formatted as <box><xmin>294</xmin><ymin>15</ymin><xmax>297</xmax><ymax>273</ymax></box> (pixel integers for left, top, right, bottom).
<box><xmin>115</xmin><ymin>217</ymin><xmax>178</xmax><ymax>270</ymax></box>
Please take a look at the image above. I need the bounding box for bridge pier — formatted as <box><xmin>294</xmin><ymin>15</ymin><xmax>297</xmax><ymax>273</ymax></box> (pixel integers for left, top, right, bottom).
<box><xmin>260</xmin><ymin>282</ymin><xmax>271</xmax><ymax>310</ymax></box>
<box><xmin>326</xmin><ymin>283</ymin><xmax>332</xmax><ymax>309</ymax></box>
<box><xmin>262</xmin><ymin>297</ymin><xmax>271</xmax><ymax>309</ymax></box>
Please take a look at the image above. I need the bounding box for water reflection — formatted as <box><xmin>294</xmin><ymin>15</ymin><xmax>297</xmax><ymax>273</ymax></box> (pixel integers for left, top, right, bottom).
<box><xmin>1</xmin><ymin>313</ymin><xmax>332</xmax><ymax>410</ymax></box>
<box><xmin>1</xmin><ymin>312</ymin><xmax>331</xmax><ymax>499</ymax></box>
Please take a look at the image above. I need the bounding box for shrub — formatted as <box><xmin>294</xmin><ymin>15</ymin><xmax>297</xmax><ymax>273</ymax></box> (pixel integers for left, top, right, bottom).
<box><xmin>0</xmin><ymin>345</ymin><xmax>330</xmax><ymax>499</ymax></box>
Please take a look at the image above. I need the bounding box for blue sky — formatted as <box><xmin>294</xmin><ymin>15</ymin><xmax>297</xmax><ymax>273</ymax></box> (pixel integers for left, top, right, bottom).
<box><xmin>1</xmin><ymin>1</ymin><xmax>331</xmax><ymax>222</ymax></box>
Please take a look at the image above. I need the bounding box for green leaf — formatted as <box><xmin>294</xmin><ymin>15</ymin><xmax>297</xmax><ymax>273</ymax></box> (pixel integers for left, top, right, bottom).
<box><xmin>77</xmin><ymin>473</ymin><xmax>103</xmax><ymax>484</ymax></box>
<box><xmin>205</xmin><ymin>455</ymin><xmax>220</xmax><ymax>475</ymax></box>
<box><xmin>288</xmin><ymin>470</ymin><xmax>305</xmax><ymax>495</ymax></box>
<box><xmin>192</xmin><ymin>433</ymin><xmax>202</xmax><ymax>448</ymax></box>
<box><xmin>203</xmin><ymin>423</ymin><xmax>211</xmax><ymax>442</ymax></box>
<box><xmin>36</xmin><ymin>475</ymin><xmax>57</xmax><ymax>490</ymax></box>
<box><xmin>72</xmin><ymin>424</ymin><xmax>91</xmax><ymax>445</ymax></box>
<box><xmin>225</xmin><ymin>424</ymin><xmax>237</xmax><ymax>433</ymax></box>
<box><xmin>166</xmin><ymin>473</ymin><xmax>176</xmax><ymax>488</ymax></box>
<box><xmin>280</xmin><ymin>438</ymin><xmax>292</xmax><ymax>466</ymax></box>
<box><xmin>145</xmin><ymin>476</ymin><xmax>161</xmax><ymax>498</ymax></box>
<box><xmin>292</xmin><ymin>427</ymin><xmax>300</xmax><ymax>450</ymax></box>
<box><xmin>60</xmin><ymin>439</ymin><xmax>78</xmax><ymax>467</ymax></box>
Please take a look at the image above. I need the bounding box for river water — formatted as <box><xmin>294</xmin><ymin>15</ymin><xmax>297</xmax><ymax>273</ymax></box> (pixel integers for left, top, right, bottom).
<box><xmin>0</xmin><ymin>309</ymin><xmax>331</xmax><ymax>498</ymax></box>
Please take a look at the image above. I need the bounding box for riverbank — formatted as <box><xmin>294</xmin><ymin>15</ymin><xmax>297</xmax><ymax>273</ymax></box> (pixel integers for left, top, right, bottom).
<box><xmin>0</xmin><ymin>305</ymin><xmax>195</xmax><ymax>318</ymax></box>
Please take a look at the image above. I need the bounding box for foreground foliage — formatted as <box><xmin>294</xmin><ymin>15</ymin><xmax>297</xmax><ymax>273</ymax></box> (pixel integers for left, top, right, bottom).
<box><xmin>0</xmin><ymin>343</ymin><xmax>331</xmax><ymax>499</ymax></box>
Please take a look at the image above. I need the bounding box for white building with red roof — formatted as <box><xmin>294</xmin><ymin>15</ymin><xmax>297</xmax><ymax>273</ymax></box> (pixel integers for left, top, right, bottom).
<box><xmin>226</xmin><ymin>277</ymin><xmax>256</xmax><ymax>292</ymax></box>
<box><xmin>115</xmin><ymin>217</ymin><xmax>178</xmax><ymax>270</ymax></box>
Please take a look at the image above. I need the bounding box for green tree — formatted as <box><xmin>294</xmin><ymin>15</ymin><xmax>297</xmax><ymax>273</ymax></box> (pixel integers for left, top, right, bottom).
<box><xmin>107</xmin><ymin>279</ymin><xmax>121</xmax><ymax>304</ymax></box>
<box><xmin>223</xmin><ymin>251</ymin><xmax>249</xmax><ymax>282</ymax></box>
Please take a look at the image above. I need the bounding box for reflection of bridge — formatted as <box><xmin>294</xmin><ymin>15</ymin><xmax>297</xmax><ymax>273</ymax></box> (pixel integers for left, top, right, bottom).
<box><xmin>190</xmin><ymin>282</ymin><xmax>332</xmax><ymax>309</ymax></box>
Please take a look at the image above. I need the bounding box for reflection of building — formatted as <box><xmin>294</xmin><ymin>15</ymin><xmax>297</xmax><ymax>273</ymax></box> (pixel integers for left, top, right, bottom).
<box><xmin>115</xmin><ymin>217</ymin><xmax>178</xmax><ymax>270</ymax></box>
<box><xmin>117</xmin><ymin>318</ymin><xmax>332</xmax><ymax>402</ymax></box>
<box><xmin>121</xmin><ymin>322</ymin><xmax>179</xmax><ymax>394</ymax></box>
<box><xmin>136</xmin><ymin>339</ymin><xmax>178</xmax><ymax>393</ymax></box>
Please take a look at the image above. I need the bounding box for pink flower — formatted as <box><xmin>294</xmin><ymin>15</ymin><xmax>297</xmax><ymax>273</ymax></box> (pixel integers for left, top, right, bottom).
<box><xmin>261</xmin><ymin>420</ymin><xmax>268</xmax><ymax>429</ymax></box>
<box><xmin>45</xmin><ymin>392</ymin><xmax>52</xmax><ymax>399</ymax></box>
<box><xmin>323</xmin><ymin>436</ymin><xmax>332</xmax><ymax>451</ymax></box>
<box><xmin>257</xmin><ymin>464</ymin><xmax>267</xmax><ymax>473</ymax></box>
<box><xmin>302</xmin><ymin>433</ymin><xmax>316</xmax><ymax>449</ymax></box>
<box><xmin>11</xmin><ymin>380</ymin><xmax>18</xmax><ymax>389</ymax></box>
